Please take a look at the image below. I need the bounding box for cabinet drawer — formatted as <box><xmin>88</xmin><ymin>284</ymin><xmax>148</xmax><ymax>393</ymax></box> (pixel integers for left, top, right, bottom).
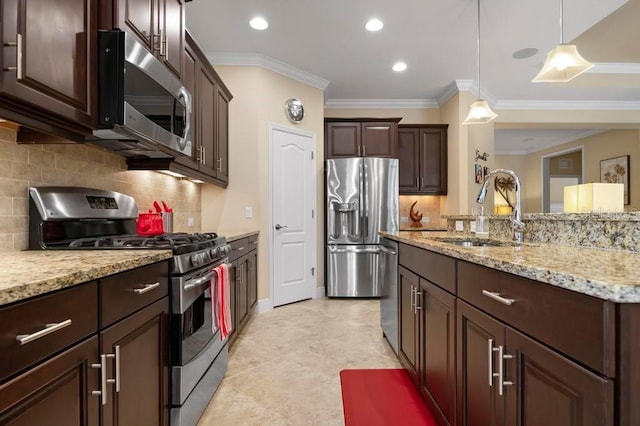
<box><xmin>100</xmin><ymin>262</ymin><xmax>169</xmax><ymax>328</ymax></box>
<box><xmin>248</xmin><ymin>234</ymin><xmax>258</xmax><ymax>251</ymax></box>
<box><xmin>229</xmin><ymin>238</ymin><xmax>249</xmax><ymax>261</ymax></box>
<box><xmin>458</xmin><ymin>261</ymin><xmax>615</xmax><ymax>376</ymax></box>
<box><xmin>399</xmin><ymin>243</ymin><xmax>455</xmax><ymax>294</ymax></box>
<box><xmin>0</xmin><ymin>282</ymin><xmax>98</xmax><ymax>382</ymax></box>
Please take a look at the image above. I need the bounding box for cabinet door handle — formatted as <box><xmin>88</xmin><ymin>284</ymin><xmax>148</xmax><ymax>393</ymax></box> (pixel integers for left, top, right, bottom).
<box><xmin>159</xmin><ymin>29</ymin><xmax>166</xmax><ymax>56</ymax></box>
<box><xmin>482</xmin><ymin>290</ymin><xmax>515</xmax><ymax>306</ymax></box>
<box><xmin>421</xmin><ymin>177</ymin><xmax>424</xmax><ymax>187</ymax></box>
<box><xmin>217</xmin><ymin>158</ymin><xmax>222</xmax><ymax>172</ymax></box>
<box><xmin>202</xmin><ymin>146</ymin><xmax>206</xmax><ymax>165</ymax></box>
<box><xmin>16</xmin><ymin>319</ymin><xmax>72</xmax><ymax>345</ymax></box>
<box><xmin>91</xmin><ymin>354</ymin><xmax>108</xmax><ymax>405</ymax></box>
<box><xmin>487</xmin><ymin>339</ymin><xmax>499</xmax><ymax>387</ymax></box>
<box><xmin>362</xmin><ymin>144</ymin><xmax>366</xmax><ymax>156</ymax></box>
<box><xmin>409</xmin><ymin>285</ymin><xmax>415</xmax><ymax>314</ymax></box>
<box><xmin>498</xmin><ymin>345</ymin><xmax>514</xmax><ymax>396</ymax></box>
<box><xmin>133</xmin><ymin>282</ymin><xmax>160</xmax><ymax>294</ymax></box>
<box><xmin>3</xmin><ymin>34</ymin><xmax>23</xmax><ymax>79</ymax></box>
<box><xmin>415</xmin><ymin>290</ymin><xmax>423</xmax><ymax>311</ymax></box>
<box><xmin>416</xmin><ymin>177</ymin><xmax>419</xmax><ymax>188</ymax></box>
<box><xmin>106</xmin><ymin>345</ymin><xmax>121</xmax><ymax>393</ymax></box>
<box><xmin>152</xmin><ymin>33</ymin><xmax>161</xmax><ymax>52</ymax></box>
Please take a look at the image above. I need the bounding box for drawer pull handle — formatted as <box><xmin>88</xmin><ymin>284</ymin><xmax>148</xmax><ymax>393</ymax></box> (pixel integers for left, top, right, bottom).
<box><xmin>106</xmin><ymin>345</ymin><xmax>121</xmax><ymax>393</ymax></box>
<box><xmin>236</xmin><ymin>247</ymin><xmax>245</xmax><ymax>251</ymax></box>
<box><xmin>482</xmin><ymin>290</ymin><xmax>515</xmax><ymax>306</ymax></box>
<box><xmin>133</xmin><ymin>282</ymin><xmax>160</xmax><ymax>294</ymax></box>
<box><xmin>16</xmin><ymin>319</ymin><xmax>72</xmax><ymax>345</ymax></box>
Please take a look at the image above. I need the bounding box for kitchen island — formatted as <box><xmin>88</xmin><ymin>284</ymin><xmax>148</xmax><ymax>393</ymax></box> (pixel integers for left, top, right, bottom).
<box><xmin>381</xmin><ymin>230</ymin><xmax>640</xmax><ymax>426</ymax></box>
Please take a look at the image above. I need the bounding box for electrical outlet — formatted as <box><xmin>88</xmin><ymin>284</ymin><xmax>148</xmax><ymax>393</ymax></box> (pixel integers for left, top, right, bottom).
<box><xmin>245</xmin><ymin>207</ymin><xmax>253</xmax><ymax>218</ymax></box>
<box><xmin>400</xmin><ymin>216</ymin><xmax>408</xmax><ymax>223</ymax></box>
<box><xmin>470</xmin><ymin>221</ymin><xmax>477</xmax><ymax>232</ymax></box>
<box><xmin>455</xmin><ymin>220</ymin><xmax>464</xmax><ymax>231</ymax></box>
<box><xmin>421</xmin><ymin>217</ymin><xmax>430</xmax><ymax>223</ymax></box>
<box><xmin>187</xmin><ymin>217</ymin><xmax>194</xmax><ymax>227</ymax></box>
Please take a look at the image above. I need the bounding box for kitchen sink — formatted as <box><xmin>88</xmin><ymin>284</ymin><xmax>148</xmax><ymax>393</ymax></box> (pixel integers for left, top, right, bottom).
<box><xmin>427</xmin><ymin>237</ymin><xmax>528</xmax><ymax>247</ymax></box>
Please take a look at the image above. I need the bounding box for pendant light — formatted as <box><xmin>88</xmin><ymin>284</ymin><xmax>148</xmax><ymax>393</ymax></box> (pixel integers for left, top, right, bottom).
<box><xmin>463</xmin><ymin>0</ymin><xmax>497</xmax><ymax>125</ymax></box>
<box><xmin>532</xmin><ymin>0</ymin><xmax>593</xmax><ymax>82</ymax></box>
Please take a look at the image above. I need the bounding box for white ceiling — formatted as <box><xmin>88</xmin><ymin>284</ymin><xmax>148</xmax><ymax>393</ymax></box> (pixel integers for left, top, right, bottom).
<box><xmin>184</xmin><ymin>0</ymin><xmax>640</xmax><ymax>152</ymax></box>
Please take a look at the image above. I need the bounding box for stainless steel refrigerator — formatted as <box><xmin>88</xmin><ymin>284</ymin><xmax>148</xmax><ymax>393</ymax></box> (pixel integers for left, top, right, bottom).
<box><xmin>326</xmin><ymin>157</ymin><xmax>398</xmax><ymax>297</ymax></box>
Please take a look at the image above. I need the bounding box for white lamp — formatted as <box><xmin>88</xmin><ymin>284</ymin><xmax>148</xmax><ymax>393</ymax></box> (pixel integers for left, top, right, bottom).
<box><xmin>463</xmin><ymin>0</ymin><xmax>497</xmax><ymax>125</ymax></box>
<box><xmin>532</xmin><ymin>0</ymin><xmax>594</xmax><ymax>83</ymax></box>
<box><xmin>563</xmin><ymin>183</ymin><xmax>624</xmax><ymax>213</ymax></box>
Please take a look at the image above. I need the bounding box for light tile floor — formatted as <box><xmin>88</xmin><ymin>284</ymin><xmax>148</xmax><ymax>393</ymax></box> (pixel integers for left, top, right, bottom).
<box><xmin>198</xmin><ymin>297</ymin><xmax>401</xmax><ymax>425</ymax></box>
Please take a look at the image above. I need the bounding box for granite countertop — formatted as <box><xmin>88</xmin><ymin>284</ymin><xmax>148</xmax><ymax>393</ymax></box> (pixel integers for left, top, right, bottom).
<box><xmin>381</xmin><ymin>231</ymin><xmax>640</xmax><ymax>303</ymax></box>
<box><xmin>219</xmin><ymin>230</ymin><xmax>259</xmax><ymax>242</ymax></box>
<box><xmin>0</xmin><ymin>250</ymin><xmax>172</xmax><ymax>307</ymax></box>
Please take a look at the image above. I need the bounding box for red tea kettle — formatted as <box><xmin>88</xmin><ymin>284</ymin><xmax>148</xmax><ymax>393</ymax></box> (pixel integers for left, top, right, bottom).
<box><xmin>137</xmin><ymin>210</ymin><xmax>164</xmax><ymax>236</ymax></box>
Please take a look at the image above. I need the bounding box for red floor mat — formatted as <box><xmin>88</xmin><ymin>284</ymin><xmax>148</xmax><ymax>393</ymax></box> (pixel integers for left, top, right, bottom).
<box><xmin>340</xmin><ymin>369</ymin><xmax>439</xmax><ymax>426</ymax></box>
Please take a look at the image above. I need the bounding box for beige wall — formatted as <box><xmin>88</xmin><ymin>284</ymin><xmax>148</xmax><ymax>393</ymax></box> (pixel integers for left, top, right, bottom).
<box><xmin>323</xmin><ymin>107</ymin><xmax>440</xmax><ymax>124</ymax></box>
<box><xmin>496</xmin><ymin>129</ymin><xmax>640</xmax><ymax>212</ymax></box>
<box><xmin>439</xmin><ymin>91</ymin><xmax>495</xmax><ymax>215</ymax></box>
<box><xmin>0</xmin><ymin>127</ymin><xmax>201</xmax><ymax>250</ymax></box>
<box><xmin>549</xmin><ymin>150</ymin><xmax>582</xmax><ymax>176</ymax></box>
<box><xmin>201</xmin><ymin>66</ymin><xmax>325</xmax><ymax>302</ymax></box>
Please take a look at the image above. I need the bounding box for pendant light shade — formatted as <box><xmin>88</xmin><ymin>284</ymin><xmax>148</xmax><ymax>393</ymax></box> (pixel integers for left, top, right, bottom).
<box><xmin>532</xmin><ymin>44</ymin><xmax>594</xmax><ymax>82</ymax></box>
<box><xmin>532</xmin><ymin>0</ymin><xmax>593</xmax><ymax>83</ymax></box>
<box><xmin>463</xmin><ymin>0</ymin><xmax>497</xmax><ymax>125</ymax></box>
<box><xmin>463</xmin><ymin>100</ymin><xmax>498</xmax><ymax>124</ymax></box>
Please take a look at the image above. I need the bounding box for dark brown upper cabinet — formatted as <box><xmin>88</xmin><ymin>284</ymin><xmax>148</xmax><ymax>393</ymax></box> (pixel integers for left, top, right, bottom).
<box><xmin>324</xmin><ymin>118</ymin><xmax>400</xmax><ymax>159</ymax></box>
<box><xmin>171</xmin><ymin>30</ymin><xmax>231</xmax><ymax>187</ymax></box>
<box><xmin>112</xmin><ymin>0</ymin><xmax>184</xmax><ymax>78</ymax></box>
<box><xmin>0</xmin><ymin>0</ymin><xmax>97</xmax><ymax>137</ymax></box>
<box><xmin>398</xmin><ymin>124</ymin><xmax>448</xmax><ymax>195</ymax></box>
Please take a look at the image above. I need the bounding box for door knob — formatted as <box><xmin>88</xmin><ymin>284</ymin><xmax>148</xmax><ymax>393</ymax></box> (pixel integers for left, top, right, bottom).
<box><xmin>275</xmin><ymin>224</ymin><xmax>288</xmax><ymax>230</ymax></box>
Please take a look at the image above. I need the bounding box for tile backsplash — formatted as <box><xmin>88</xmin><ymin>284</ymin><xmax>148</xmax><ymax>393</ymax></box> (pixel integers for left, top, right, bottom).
<box><xmin>0</xmin><ymin>127</ymin><xmax>201</xmax><ymax>250</ymax></box>
<box><xmin>399</xmin><ymin>195</ymin><xmax>446</xmax><ymax>228</ymax></box>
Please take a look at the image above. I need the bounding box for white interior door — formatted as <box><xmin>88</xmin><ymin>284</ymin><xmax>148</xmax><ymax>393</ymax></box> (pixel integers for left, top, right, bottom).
<box><xmin>270</xmin><ymin>125</ymin><xmax>316</xmax><ymax>307</ymax></box>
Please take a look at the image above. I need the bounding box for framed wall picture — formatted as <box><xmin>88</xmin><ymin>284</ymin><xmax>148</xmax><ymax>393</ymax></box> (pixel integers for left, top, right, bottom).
<box><xmin>475</xmin><ymin>164</ymin><xmax>483</xmax><ymax>184</ymax></box>
<box><xmin>600</xmin><ymin>155</ymin><xmax>630</xmax><ymax>204</ymax></box>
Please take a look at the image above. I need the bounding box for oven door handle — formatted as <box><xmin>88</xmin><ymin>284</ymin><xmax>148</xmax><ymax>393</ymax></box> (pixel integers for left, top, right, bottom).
<box><xmin>183</xmin><ymin>269</ymin><xmax>217</xmax><ymax>291</ymax></box>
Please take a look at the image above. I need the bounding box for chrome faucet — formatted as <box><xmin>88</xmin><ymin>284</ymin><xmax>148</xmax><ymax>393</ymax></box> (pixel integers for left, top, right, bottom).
<box><xmin>476</xmin><ymin>169</ymin><xmax>525</xmax><ymax>243</ymax></box>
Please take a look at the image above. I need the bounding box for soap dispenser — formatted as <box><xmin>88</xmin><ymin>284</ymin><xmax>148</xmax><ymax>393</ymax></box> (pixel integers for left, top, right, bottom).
<box><xmin>475</xmin><ymin>206</ymin><xmax>489</xmax><ymax>238</ymax></box>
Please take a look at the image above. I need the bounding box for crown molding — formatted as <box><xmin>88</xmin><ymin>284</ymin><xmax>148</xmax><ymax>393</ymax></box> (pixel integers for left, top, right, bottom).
<box><xmin>441</xmin><ymin>80</ymin><xmax>498</xmax><ymax>107</ymax></box>
<box><xmin>589</xmin><ymin>62</ymin><xmax>640</xmax><ymax>74</ymax></box>
<box><xmin>324</xmin><ymin>99</ymin><xmax>438</xmax><ymax>109</ymax></box>
<box><xmin>206</xmin><ymin>52</ymin><xmax>330</xmax><ymax>91</ymax></box>
<box><xmin>495</xmin><ymin>100</ymin><xmax>640</xmax><ymax>110</ymax></box>
<box><xmin>495</xmin><ymin>129</ymin><xmax>606</xmax><ymax>155</ymax></box>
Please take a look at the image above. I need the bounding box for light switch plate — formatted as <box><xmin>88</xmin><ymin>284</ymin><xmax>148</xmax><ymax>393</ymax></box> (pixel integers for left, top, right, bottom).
<box><xmin>470</xmin><ymin>221</ymin><xmax>477</xmax><ymax>232</ymax></box>
<box><xmin>187</xmin><ymin>217</ymin><xmax>194</xmax><ymax>227</ymax></box>
<box><xmin>245</xmin><ymin>207</ymin><xmax>253</xmax><ymax>218</ymax></box>
<box><xmin>455</xmin><ymin>220</ymin><xmax>464</xmax><ymax>231</ymax></box>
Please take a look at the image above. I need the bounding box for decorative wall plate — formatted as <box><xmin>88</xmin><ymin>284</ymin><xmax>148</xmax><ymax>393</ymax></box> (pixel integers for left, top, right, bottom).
<box><xmin>284</xmin><ymin>98</ymin><xmax>304</xmax><ymax>123</ymax></box>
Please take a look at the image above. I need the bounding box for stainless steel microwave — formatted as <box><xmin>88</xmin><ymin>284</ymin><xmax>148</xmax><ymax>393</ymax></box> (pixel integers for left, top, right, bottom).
<box><xmin>91</xmin><ymin>30</ymin><xmax>192</xmax><ymax>158</ymax></box>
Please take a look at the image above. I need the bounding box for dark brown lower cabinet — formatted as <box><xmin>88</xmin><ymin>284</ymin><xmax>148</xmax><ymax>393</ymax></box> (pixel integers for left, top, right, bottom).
<box><xmin>247</xmin><ymin>250</ymin><xmax>257</xmax><ymax>310</ymax></box>
<box><xmin>235</xmin><ymin>256</ymin><xmax>249</xmax><ymax>330</ymax></box>
<box><xmin>420</xmin><ymin>280</ymin><xmax>456</xmax><ymax>426</ymax></box>
<box><xmin>458</xmin><ymin>300</ymin><xmax>614</xmax><ymax>426</ymax></box>
<box><xmin>0</xmin><ymin>336</ymin><xmax>100</xmax><ymax>426</ymax></box>
<box><xmin>100</xmin><ymin>298</ymin><xmax>169</xmax><ymax>426</ymax></box>
<box><xmin>398</xmin><ymin>266</ymin><xmax>419</xmax><ymax>383</ymax></box>
<box><xmin>399</xmin><ymin>266</ymin><xmax>456</xmax><ymax>426</ymax></box>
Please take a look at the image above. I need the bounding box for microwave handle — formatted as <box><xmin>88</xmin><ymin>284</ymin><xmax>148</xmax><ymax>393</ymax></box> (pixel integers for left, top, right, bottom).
<box><xmin>177</xmin><ymin>87</ymin><xmax>191</xmax><ymax>151</ymax></box>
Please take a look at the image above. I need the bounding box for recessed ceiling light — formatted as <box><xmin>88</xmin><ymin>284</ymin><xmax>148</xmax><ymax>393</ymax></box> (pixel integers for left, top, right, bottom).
<box><xmin>392</xmin><ymin>62</ymin><xmax>407</xmax><ymax>72</ymax></box>
<box><xmin>249</xmin><ymin>17</ymin><xmax>268</xmax><ymax>30</ymax></box>
<box><xmin>365</xmin><ymin>18</ymin><xmax>384</xmax><ymax>32</ymax></box>
<box><xmin>512</xmin><ymin>48</ymin><xmax>539</xmax><ymax>59</ymax></box>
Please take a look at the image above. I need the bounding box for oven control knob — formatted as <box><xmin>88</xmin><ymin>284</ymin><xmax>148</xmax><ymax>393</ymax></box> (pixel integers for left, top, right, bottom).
<box><xmin>190</xmin><ymin>253</ymin><xmax>202</xmax><ymax>267</ymax></box>
<box><xmin>210</xmin><ymin>247</ymin><xmax>219</xmax><ymax>258</ymax></box>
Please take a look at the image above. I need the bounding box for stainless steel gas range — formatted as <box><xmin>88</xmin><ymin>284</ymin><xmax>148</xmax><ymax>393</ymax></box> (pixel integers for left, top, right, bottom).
<box><xmin>28</xmin><ymin>186</ymin><xmax>230</xmax><ymax>425</ymax></box>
